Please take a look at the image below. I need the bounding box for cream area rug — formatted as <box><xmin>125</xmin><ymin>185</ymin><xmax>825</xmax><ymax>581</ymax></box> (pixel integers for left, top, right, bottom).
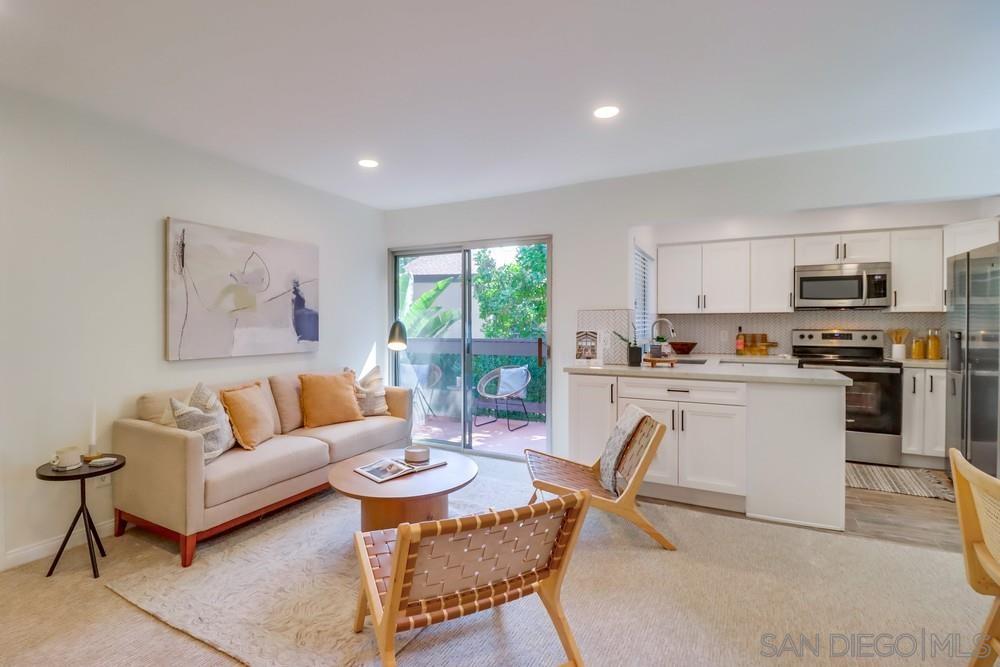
<box><xmin>109</xmin><ymin>456</ymin><xmax>989</xmax><ymax>666</ymax></box>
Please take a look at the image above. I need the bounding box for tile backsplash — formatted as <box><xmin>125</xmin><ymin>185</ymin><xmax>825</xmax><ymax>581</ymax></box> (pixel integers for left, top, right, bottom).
<box><xmin>661</xmin><ymin>311</ymin><xmax>946</xmax><ymax>356</ymax></box>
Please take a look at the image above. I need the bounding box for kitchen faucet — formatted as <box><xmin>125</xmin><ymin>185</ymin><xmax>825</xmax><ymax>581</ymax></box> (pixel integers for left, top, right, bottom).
<box><xmin>650</xmin><ymin>318</ymin><xmax>677</xmax><ymax>356</ymax></box>
<box><xmin>650</xmin><ymin>318</ymin><xmax>676</xmax><ymax>342</ymax></box>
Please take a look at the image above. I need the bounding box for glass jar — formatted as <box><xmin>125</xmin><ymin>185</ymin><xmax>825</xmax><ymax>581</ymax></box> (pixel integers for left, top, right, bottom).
<box><xmin>927</xmin><ymin>329</ymin><xmax>942</xmax><ymax>360</ymax></box>
<box><xmin>911</xmin><ymin>337</ymin><xmax>926</xmax><ymax>360</ymax></box>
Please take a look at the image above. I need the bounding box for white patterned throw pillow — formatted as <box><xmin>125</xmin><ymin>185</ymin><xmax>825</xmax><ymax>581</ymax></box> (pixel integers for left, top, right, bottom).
<box><xmin>165</xmin><ymin>382</ymin><xmax>235</xmax><ymax>462</ymax></box>
<box><xmin>599</xmin><ymin>404</ymin><xmax>648</xmax><ymax>494</ymax></box>
<box><xmin>346</xmin><ymin>365</ymin><xmax>390</xmax><ymax>416</ymax></box>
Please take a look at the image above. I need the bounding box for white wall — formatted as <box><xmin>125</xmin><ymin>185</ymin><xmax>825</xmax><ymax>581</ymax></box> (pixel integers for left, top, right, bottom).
<box><xmin>0</xmin><ymin>88</ymin><xmax>387</xmax><ymax>568</ymax></box>
<box><xmin>384</xmin><ymin>129</ymin><xmax>1000</xmax><ymax>458</ymax></box>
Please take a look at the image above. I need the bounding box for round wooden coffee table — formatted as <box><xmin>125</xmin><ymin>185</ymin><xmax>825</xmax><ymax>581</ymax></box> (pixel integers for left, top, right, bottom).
<box><xmin>328</xmin><ymin>448</ymin><xmax>478</xmax><ymax>530</ymax></box>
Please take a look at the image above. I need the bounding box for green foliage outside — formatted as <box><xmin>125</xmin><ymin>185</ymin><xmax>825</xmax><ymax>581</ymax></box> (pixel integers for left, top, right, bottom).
<box><xmin>396</xmin><ymin>244</ymin><xmax>548</xmax><ymax>420</ymax></box>
<box><xmin>396</xmin><ymin>266</ymin><xmax>461</xmax><ymax>338</ymax></box>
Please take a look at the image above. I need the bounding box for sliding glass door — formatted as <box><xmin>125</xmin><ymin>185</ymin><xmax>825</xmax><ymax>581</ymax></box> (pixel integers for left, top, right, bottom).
<box><xmin>393</xmin><ymin>240</ymin><xmax>550</xmax><ymax>457</ymax></box>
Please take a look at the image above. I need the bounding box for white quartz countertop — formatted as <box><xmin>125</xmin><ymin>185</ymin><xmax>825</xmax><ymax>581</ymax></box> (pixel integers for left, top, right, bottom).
<box><xmin>683</xmin><ymin>353</ymin><xmax>799</xmax><ymax>365</ymax></box>
<box><xmin>564</xmin><ymin>360</ymin><xmax>852</xmax><ymax>387</ymax></box>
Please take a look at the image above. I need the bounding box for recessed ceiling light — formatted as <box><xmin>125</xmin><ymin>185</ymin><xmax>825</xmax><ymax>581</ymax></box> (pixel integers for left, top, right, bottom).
<box><xmin>593</xmin><ymin>105</ymin><xmax>620</xmax><ymax>119</ymax></box>
<box><xmin>358</xmin><ymin>159</ymin><xmax>379</xmax><ymax>168</ymax></box>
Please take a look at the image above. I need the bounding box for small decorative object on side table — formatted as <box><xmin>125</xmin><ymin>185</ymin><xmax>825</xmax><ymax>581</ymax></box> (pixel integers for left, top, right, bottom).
<box><xmin>35</xmin><ymin>453</ymin><xmax>126</xmax><ymax>578</ymax></box>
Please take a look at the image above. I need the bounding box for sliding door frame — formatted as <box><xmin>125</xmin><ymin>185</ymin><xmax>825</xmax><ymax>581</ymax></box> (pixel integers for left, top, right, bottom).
<box><xmin>388</xmin><ymin>235</ymin><xmax>553</xmax><ymax>458</ymax></box>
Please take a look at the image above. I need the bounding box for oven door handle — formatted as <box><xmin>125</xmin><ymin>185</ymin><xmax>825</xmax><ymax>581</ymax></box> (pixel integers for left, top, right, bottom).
<box><xmin>801</xmin><ymin>364</ymin><xmax>901</xmax><ymax>374</ymax></box>
<box><xmin>861</xmin><ymin>270</ymin><xmax>868</xmax><ymax>306</ymax></box>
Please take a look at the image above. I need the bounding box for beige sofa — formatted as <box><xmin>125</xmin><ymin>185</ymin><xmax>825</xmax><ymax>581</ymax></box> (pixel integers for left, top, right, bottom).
<box><xmin>112</xmin><ymin>373</ymin><xmax>412</xmax><ymax>566</ymax></box>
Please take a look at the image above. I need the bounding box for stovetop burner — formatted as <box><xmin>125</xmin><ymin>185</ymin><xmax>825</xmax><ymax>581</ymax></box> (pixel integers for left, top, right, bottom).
<box><xmin>791</xmin><ymin>329</ymin><xmax>900</xmax><ymax>367</ymax></box>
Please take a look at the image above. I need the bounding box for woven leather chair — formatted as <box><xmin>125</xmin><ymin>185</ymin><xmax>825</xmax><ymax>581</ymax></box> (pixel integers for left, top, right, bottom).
<box><xmin>951</xmin><ymin>448</ymin><xmax>1000</xmax><ymax>665</ymax></box>
<box><xmin>353</xmin><ymin>491</ymin><xmax>591</xmax><ymax>666</ymax></box>
<box><xmin>525</xmin><ymin>415</ymin><xmax>675</xmax><ymax>550</ymax></box>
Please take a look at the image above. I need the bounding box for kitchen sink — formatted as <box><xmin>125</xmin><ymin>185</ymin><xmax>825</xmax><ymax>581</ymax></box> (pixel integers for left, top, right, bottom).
<box><xmin>673</xmin><ymin>358</ymin><xmax>708</xmax><ymax>365</ymax></box>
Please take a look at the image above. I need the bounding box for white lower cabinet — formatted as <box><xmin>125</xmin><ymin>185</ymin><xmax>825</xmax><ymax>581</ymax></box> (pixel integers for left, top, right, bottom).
<box><xmin>592</xmin><ymin>377</ymin><xmax>747</xmax><ymax>496</ymax></box>
<box><xmin>677</xmin><ymin>403</ymin><xmax>747</xmax><ymax>495</ymax></box>
<box><xmin>617</xmin><ymin>397</ymin><xmax>679</xmax><ymax>485</ymax></box>
<box><xmin>568</xmin><ymin>374</ymin><xmax>618</xmax><ymax>464</ymax></box>
<box><xmin>901</xmin><ymin>368</ymin><xmax>946</xmax><ymax>458</ymax></box>
<box><xmin>924</xmin><ymin>370</ymin><xmax>947</xmax><ymax>457</ymax></box>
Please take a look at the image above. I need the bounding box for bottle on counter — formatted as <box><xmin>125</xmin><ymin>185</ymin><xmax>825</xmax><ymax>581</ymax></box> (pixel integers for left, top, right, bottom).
<box><xmin>927</xmin><ymin>329</ymin><xmax>942</xmax><ymax>360</ymax></box>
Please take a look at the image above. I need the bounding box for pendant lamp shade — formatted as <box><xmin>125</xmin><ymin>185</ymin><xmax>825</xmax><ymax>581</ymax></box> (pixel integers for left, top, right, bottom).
<box><xmin>388</xmin><ymin>320</ymin><xmax>408</xmax><ymax>351</ymax></box>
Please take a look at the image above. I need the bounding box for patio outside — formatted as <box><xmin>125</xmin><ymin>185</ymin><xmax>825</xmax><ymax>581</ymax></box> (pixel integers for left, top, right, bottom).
<box><xmin>396</xmin><ymin>244</ymin><xmax>548</xmax><ymax>458</ymax></box>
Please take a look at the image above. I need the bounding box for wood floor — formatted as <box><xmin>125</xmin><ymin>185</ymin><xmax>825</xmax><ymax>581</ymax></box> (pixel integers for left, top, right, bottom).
<box><xmin>643</xmin><ymin>486</ymin><xmax>961</xmax><ymax>552</ymax></box>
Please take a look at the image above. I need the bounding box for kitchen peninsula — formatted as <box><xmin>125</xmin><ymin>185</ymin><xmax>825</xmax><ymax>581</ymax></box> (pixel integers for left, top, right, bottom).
<box><xmin>566</xmin><ymin>360</ymin><xmax>851</xmax><ymax>530</ymax></box>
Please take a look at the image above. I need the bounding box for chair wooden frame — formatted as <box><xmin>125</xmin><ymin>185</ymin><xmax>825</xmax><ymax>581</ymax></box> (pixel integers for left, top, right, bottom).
<box><xmin>353</xmin><ymin>491</ymin><xmax>591</xmax><ymax>667</ymax></box>
<box><xmin>951</xmin><ymin>448</ymin><xmax>1000</xmax><ymax>666</ymax></box>
<box><xmin>525</xmin><ymin>419</ymin><xmax>675</xmax><ymax>550</ymax></box>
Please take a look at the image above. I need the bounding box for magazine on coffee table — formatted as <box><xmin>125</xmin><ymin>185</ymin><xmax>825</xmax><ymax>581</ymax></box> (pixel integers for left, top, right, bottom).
<box><xmin>354</xmin><ymin>457</ymin><xmax>447</xmax><ymax>483</ymax></box>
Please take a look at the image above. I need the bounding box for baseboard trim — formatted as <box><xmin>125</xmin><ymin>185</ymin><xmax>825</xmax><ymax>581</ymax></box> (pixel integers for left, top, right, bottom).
<box><xmin>2</xmin><ymin>519</ymin><xmax>114</xmax><ymax>572</ymax></box>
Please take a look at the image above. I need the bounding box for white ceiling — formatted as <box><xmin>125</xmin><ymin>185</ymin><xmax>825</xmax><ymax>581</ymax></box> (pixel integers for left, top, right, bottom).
<box><xmin>2</xmin><ymin>1</ymin><xmax>998</xmax><ymax>210</ymax></box>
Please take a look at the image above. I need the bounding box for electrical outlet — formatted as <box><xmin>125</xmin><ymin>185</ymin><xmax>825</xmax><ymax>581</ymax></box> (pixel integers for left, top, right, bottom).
<box><xmin>96</xmin><ymin>474</ymin><xmax>111</xmax><ymax>488</ymax></box>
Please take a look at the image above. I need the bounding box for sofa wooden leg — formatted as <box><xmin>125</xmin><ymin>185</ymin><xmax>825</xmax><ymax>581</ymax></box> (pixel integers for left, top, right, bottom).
<box><xmin>180</xmin><ymin>534</ymin><xmax>197</xmax><ymax>567</ymax></box>
<box><xmin>114</xmin><ymin>508</ymin><xmax>127</xmax><ymax>537</ymax></box>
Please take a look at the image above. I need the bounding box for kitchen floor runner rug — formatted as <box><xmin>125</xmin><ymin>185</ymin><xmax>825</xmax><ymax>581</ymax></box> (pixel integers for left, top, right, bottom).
<box><xmin>846</xmin><ymin>462</ymin><xmax>955</xmax><ymax>502</ymax></box>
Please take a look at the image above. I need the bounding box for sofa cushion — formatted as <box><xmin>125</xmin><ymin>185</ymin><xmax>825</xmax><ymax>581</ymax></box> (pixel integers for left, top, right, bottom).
<box><xmin>220</xmin><ymin>381</ymin><xmax>275</xmax><ymax>450</ymax></box>
<box><xmin>204</xmin><ymin>435</ymin><xmax>330</xmax><ymax>507</ymax></box>
<box><xmin>136</xmin><ymin>377</ymin><xmax>282</xmax><ymax>435</ymax></box>
<box><xmin>293</xmin><ymin>416</ymin><xmax>409</xmax><ymax>462</ymax></box>
<box><xmin>347</xmin><ymin>365</ymin><xmax>390</xmax><ymax>416</ymax></box>
<box><xmin>269</xmin><ymin>373</ymin><xmax>303</xmax><ymax>433</ymax></box>
<box><xmin>299</xmin><ymin>372</ymin><xmax>364</xmax><ymax>428</ymax></box>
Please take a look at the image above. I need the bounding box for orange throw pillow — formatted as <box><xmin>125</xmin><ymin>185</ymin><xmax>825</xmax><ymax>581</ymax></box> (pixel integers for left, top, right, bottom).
<box><xmin>219</xmin><ymin>381</ymin><xmax>275</xmax><ymax>450</ymax></box>
<box><xmin>299</xmin><ymin>372</ymin><xmax>365</xmax><ymax>428</ymax></box>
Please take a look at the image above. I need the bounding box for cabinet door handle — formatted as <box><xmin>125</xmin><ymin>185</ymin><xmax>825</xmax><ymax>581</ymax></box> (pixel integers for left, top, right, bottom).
<box><xmin>943</xmin><ymin>289</ymin><xmax>947</xmax><ymax>306</ymax></box>
<box><xmin>681</xmin><ymin>410</ymin><xmax>685</xmax><ymax>431</ymax></box>
<box><xmin>703</xmin><ymin>294</ymin><xmax>707</xmax><ymax>310</ymax></box>
<box><xmin>671</xmin><ymin>409</ymin><xmax>676</xmax><ymax>431</ymax></box>
<box><xmin>843</xmin><ymin>242</ymin><xmax>847</xmax><ymax>258</ymax></box>
<box><xmin>912</xmin><ymin>376</ymin><xmax>917</xmax><ymax>394</ymax></box>
<box><xmin>893</xmin><ymin>290</ymin><xmax>898</xmax><ymax>307</ymax></box>
<box><xmin>929</xmin><ymin>375</ymin><xmax>934</xmax><ymax>393</ymax></box>
<box><xmin>789</xmin><ymin>291</ymin><xmax>793</xmax><ymax>308</ymax></box>
<box><xmin>697</xmin><ymin>294</ymin><xmax>701</xmax><ymax>309</ymax></box>
<box><xmin>610</xmin><ymin>384</ymin><xmax>615</xmax><ymax>403</ymax></box>
<box><xmin>667</xmin><ymin>388</ymin><xmax>690</xmax><ymax>393</ymax></box>
<box><xmin>835</xmin><ymin>243</ymin><xmax>839</xmax><ymax>260</ymax></box>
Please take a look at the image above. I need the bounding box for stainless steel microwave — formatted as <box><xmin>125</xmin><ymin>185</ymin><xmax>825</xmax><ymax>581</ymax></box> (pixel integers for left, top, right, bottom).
<box><xmin>794</xmin><ymin>262</ymin><xmax>891</xmax><ymax>310</ymax></box>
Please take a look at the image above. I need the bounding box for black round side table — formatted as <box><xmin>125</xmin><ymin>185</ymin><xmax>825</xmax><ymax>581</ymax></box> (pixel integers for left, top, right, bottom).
<box><xmin>35</xmin><ymin>454</ymin><xmax>126</xmax><ymax>578</ymax></box>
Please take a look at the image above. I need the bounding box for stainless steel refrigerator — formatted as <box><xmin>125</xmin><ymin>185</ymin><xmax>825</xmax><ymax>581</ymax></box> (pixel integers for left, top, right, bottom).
<box><xmin>946</xmin><ymin>243</ymin><xmax>1000</xmax><ymax>476</ymax></box>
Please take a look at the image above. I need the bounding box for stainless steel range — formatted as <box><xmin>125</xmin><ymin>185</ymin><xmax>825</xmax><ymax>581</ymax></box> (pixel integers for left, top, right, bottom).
<box><xmin>793</xmin><ymin>329</ymin><xmax>903</xmax><ymax>465</ymax></box>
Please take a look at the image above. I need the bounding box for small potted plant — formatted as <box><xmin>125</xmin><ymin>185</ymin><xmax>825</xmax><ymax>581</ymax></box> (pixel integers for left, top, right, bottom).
<box><xmin>614</xmin><ymin>326</ymin><xmax>643</xmax><ymax>367</ymax></box>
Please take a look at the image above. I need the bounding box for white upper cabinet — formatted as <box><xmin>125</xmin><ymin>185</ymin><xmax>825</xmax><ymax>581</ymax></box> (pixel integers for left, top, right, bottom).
<box><xmin>794</xmin><ymin>234</ymin><xmax>841</xmax><ymax>265</ymax></box>
<box><xmin>944</xmin><ymin>217</ymin><xmax>999</xmax><ymax>257</ymax></box>
<box><xmin>657</xmin><ymin>244</ymin><xmax>702</xmax><ymax>314</ymax></box>
<box><xmin>701</xmin><ymin>241</ymin><xmax>750</xmax><ymax>313</ymax></box>
<box><xmin>750</xmin><ymin>237</ymin><xmax>794</xmax><ymax>312</ymax></box>
<box><xmin>795</xmin><ymin>232</ymin><xmax>891</xmax><ymax>265</ymax></box>
<box><xmin>841</xmin><ymin>232</ymin><xmax>891</xmax><ymax>263</ymax></box>
<box><xmin>891</xmin><ymin>228</ymin><xmax>943</xmax><ymax>312</ymax></box>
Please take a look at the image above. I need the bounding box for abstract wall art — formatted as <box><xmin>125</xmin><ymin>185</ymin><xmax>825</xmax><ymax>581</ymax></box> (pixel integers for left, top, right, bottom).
<box><xmin>166</xmin><ymin>218</ymin><xmax>319</xmax><ymax>360</ymax></box>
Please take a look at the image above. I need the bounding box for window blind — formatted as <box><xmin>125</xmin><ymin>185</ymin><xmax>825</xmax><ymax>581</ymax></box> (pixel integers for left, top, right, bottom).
<box><xmin>633</xmin><ymin>246</ymin><xmax>654</xmax><ymax>342</ymax></box>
